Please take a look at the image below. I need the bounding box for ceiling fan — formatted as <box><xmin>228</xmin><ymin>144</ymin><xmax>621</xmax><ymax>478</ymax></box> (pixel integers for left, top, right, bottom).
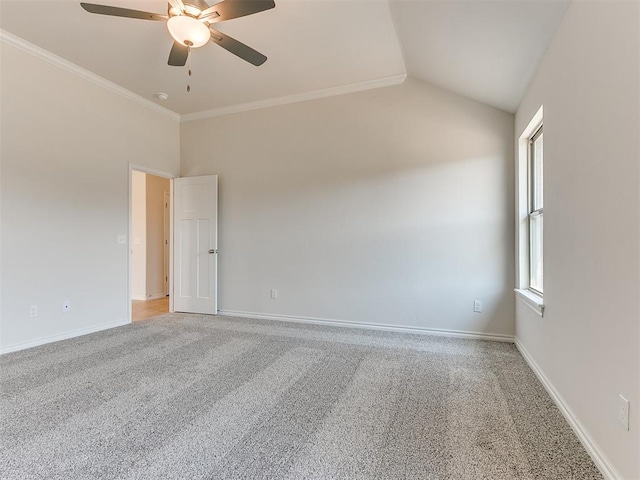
<box><xmin>80</xmin><ymin>0</ymin><xmax>275</xmax><ymax>66</ymax></box>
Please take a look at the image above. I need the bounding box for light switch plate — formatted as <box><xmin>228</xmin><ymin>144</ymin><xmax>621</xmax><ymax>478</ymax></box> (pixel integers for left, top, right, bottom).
<box><xmin>117</xmin><ymin>235</ymin><xmax>127</xmax><ymax>244</ymax></box>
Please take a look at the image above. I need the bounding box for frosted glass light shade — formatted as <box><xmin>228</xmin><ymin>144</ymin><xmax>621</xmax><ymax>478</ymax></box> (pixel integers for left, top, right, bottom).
<box><xmin>167</xmin><ymin>16</ymin><xmax>210</xmax><ymax>48</ymax></box>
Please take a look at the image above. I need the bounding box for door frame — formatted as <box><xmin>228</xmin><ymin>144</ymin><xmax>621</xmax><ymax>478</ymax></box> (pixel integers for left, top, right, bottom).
<box><xmin>128</xmin><ymin>163</ymin><xmax>177</xmax><ymax>323</ymax></box>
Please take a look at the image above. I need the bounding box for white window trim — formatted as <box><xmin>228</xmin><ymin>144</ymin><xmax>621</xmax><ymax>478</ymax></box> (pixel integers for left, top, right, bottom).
<box><xmin>527</xmin><ymin>125</ymin><xmax>543</xmax><ymax>294</ymax></box>
<box><xmin>514</xmin><ymin>288</ymin><xmax>544</xmax><ymax>316</ymax></box>
<box><xmin>516</xmin><ymin>105</ymin><xmax>545</xmax><ymax>316</ymax></box>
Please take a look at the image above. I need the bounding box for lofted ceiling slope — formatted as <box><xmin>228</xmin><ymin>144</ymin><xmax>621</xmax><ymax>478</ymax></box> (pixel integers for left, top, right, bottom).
<box><xmin>0</xmin><ymin>0</ymin><xmax>569</xmax><ymax>117</ymax></box>
<box><xmin>390</xmin><ymin>0</ymin><xmax>570</xmax><ymax>113</ymax></box>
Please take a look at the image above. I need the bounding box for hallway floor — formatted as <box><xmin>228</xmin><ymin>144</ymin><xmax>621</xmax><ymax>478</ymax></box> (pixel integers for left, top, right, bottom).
<box><xmin>132</xmin><ymin>297</ymin><xmax>169</xmax><ymax>322</ymax></box>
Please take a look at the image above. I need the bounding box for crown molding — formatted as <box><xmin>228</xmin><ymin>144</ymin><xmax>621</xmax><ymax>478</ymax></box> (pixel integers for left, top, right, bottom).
<box><xmin>1</xmin><ymin>29</ymin><xmax>407</xmax><ymax>124</ymax></box>
<box><xmin>0</xmin><ymin>29</ymin><xmax>180</xmax><ymax>122</ymax></box>
<box><xmin>181</xmin><ymin>73</ymin><xmax>407</xmax><ymax>122</ymax></box>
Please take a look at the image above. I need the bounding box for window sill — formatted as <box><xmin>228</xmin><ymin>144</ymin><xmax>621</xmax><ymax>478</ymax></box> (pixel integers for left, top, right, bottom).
<box><xmin>514</xmin><ymin>289</ymin><xmax>545</xmax><ymax>317</ymax></box>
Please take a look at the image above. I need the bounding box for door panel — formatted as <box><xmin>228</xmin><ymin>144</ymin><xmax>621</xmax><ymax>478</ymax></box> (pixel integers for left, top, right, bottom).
<box><xmin>173</xmin><ymin>175</ymin><xmax>218</xmax><ymax>314</ymax></box>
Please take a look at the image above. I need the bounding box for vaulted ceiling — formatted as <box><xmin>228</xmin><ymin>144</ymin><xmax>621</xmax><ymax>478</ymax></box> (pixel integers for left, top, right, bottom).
<box><xmin>0</xmin><ymin>0</ymin><xmax>570</xmax><ymax>117</ymax></box>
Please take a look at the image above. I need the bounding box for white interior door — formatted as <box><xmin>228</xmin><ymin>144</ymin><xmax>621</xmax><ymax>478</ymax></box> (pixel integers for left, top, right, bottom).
<box><xmin>173</xmin><ymin>175</ymin><xmax>218</xmax><ymax>314</ymax></box>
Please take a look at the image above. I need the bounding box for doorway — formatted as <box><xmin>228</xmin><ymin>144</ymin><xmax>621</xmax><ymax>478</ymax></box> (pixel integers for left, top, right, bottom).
<box><xmin>131</xmin><ymin>169</ymin><xmax>172</xmax><ymax>322</ymax></box>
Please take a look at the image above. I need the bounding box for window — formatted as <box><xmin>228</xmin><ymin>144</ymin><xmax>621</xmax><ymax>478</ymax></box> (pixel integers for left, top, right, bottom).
<box><xmin>515</xmin><ymin>106</ymin><xmax>544</xmax><ymax>316</ymax></box>
<box><xmin>528</xmin><ymin>126</ymin><xmax>543</xmax><ymax>293</ymax></box>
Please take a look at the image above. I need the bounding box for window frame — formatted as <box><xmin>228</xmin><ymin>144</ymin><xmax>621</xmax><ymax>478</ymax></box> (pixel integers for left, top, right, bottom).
<box><xmin>515</xmin><ymin>105</ymin><xmax>544</xmax><ymax>317</ymax></box>
<box><xmin>527</xmin><ymin>125</ymin><xmax>543</xmax><ymax>295</ymax></box>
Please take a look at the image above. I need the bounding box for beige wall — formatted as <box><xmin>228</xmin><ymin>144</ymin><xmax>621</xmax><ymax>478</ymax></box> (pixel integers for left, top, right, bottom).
<box><xmin>145</xmin><ymin>174</ymin><xmax>170</xmax><ymax>298</ymax></box>
<box><xmin>131</xmin><ymin>171</ymin><xmax>147</xmax><ymax>300</ymax></box>
<box><xmin>181</xmin><ymin>78</ymin><xmax>515</xmax><ymax>336</ymax></box>
<box><xmin>0</xmin><ymin>42</ymin><xmax>180</xmax><ymax>351</ymax></box>
<box><xmin>515</xmin><ymin>1</ymin><xmax>640</xmax><ymax>478</ymax></box>
<box><xmin>131</xmin><ymin>172</ymin><xmax>171</xmax><ymax>301</ymax></box>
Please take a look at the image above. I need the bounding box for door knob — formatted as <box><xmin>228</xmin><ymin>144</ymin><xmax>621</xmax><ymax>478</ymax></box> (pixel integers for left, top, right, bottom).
<box><xmin>208</xmin><ymin>249</ymin><xmax>217</xmax><ymax>254</ymax></box>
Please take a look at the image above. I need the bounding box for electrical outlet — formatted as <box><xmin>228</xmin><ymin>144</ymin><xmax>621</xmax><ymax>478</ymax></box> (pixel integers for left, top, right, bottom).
<box><xmin>618</xmin><ymin>394</ymin><xmax>630</xmax><ymax>431</ymax></box>
<box><xmin>62</xmin><ymin>301</ymin><xmax>71</xmax><ymax>313</ymax></box>
<box><xmin>117</xmin><ymin>234</ymin><xmax>127</xmax><ymax>244</ymax></box>
<box><xmin>29</xmin><ymin>305</ymin><xmax>38</xmax><ymax>317</ymax></box>
<box><xmin>473</xmin><ymin>300</ymin><xmax>483</xmax><ymax>313</ymax></box>
<box><xmin>270</xmin><ymin>289</ymin><xmax>278</xmax><ymax>299</ymax></box>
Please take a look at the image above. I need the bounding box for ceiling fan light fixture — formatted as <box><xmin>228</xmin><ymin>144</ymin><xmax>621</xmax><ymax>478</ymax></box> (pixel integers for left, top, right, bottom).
<box><xmin>167</xmin><ymin>15</ymin><xmax>210</xmax><ymax>48</ymax></box>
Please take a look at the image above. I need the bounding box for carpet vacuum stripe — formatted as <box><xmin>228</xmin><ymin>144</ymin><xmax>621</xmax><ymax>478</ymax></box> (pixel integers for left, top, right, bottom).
<box><xmin>0</xmin><ymin>314</ymin><xmax>603</xmax><ymax>480</ymax></box>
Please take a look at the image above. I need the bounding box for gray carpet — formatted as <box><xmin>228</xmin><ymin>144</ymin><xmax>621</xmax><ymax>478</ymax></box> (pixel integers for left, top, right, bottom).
<box><xmin>1</xmin><ymin>314</ymin><xmax>602</xmax><ymax>479</ymax></box>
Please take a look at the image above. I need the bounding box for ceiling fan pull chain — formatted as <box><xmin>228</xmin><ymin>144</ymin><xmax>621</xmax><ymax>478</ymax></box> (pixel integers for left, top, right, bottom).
<box><xmin>186</xmin><ymin>44</ymin><xmax>192</xmax><ymax>93</ymax></box>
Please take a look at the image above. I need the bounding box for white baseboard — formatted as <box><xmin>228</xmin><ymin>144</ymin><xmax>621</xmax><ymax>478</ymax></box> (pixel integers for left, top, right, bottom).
<box><xmin>514</xmin><ymin>338</ymin><xmax>621</xmax><ymax>480</ymax></box>
<box><xmin>146</xmin><ymin>293</ymin><xmax>167</xmax><ymax>300</ymax></box>
<box><xmin>0</xmin><ymin>319</ymin><xmax>131</xmax><ymax>355</ymax></box>
<box><xmin>218</xmin><ymin>309</ymin><xmax>515</xmax><ymax>343</ymax></box>
<box><xmin>132</xmin><ymin>294</ymin><xmax>165</xmax><ymax>301</ymax></box>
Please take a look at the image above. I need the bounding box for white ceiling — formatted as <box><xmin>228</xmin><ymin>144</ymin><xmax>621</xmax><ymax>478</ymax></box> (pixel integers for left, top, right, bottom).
<box><xmin>390</xmin><ymin>0</ymin><xmax>570</xmax><ymax>112</ymax></box>
<box><xmin>0</xmin><ymin>0</ymin><xmax>570</xmax><ymax>117</ymax></box>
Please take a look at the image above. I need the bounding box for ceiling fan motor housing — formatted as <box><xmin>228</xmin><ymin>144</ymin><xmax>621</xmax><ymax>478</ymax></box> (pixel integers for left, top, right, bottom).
<box><xmin>169</xmin><ymin>0</ymin><xmax>211</xmax><ymax>18</ymax></box>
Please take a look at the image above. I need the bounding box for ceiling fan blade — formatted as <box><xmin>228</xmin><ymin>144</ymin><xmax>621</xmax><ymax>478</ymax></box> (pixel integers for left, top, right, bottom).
<box><xmin>80</xmin><ymin>3</ymin><xmax>167</xmax><ymax>20</ymax></box>
<box><xmin>200</xmin><ymin>0</ymin><xmax>275</xmax><ymax>23</ymax></box>
<box><xmin>209</xmin><ymin>28</ymin><xmax>267</xmax><ymax>66</ymax></box>
<box><xmin>168</xmin><ymin>41</ymin><xmax>189</xmax><ymax>66</ymax></box>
